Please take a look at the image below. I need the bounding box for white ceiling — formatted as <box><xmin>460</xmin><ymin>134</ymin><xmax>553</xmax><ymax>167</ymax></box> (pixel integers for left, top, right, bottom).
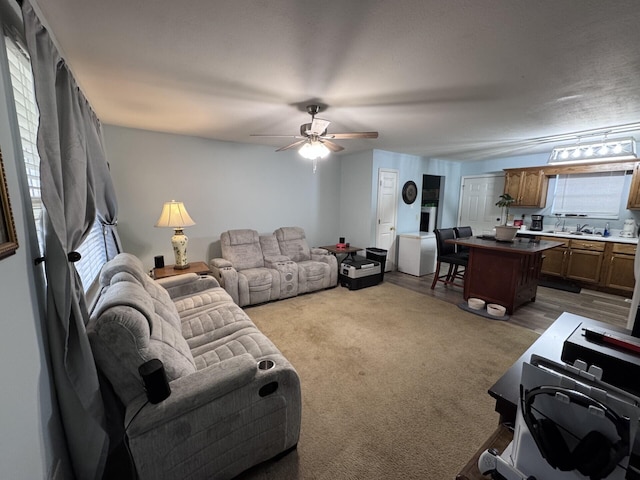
<box><xmin>32</xmin><ymin>0</ymin><xmax>640</xmax><ymax>161</ymax></box>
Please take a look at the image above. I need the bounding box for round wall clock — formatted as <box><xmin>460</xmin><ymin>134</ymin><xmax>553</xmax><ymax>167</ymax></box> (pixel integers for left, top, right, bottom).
<box><xmin>402</xmin><ymin>181</ymin><xmax>418</xmax><ymax>204</ymax></box>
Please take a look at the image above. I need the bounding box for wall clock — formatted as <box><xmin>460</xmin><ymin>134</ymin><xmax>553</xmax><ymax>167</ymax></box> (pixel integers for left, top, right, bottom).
<box><xmin>402</xmin><ymin>181</ymin><xmax>418</xmax><ymax>204</ymax></box>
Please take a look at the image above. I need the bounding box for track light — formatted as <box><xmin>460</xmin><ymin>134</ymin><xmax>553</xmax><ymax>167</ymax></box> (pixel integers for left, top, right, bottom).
<box><xmin>548</xmin><ymin>137</ymin><xmax>637</xmax><ymax>165</ymax></box>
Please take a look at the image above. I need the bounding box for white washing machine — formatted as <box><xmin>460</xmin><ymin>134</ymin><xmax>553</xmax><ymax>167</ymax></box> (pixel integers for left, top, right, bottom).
<box><xmin>397</xmin><ymin>232</ymin><xmax>437</xmax><ymax>276</ymax></box>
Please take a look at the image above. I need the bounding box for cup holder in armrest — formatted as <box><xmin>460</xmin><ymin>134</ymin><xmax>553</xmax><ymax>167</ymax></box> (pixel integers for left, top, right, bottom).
<box><xmin>258</xmin><ymin>359</ymin><xmax>275</xmax><ymax>370</ymax></box>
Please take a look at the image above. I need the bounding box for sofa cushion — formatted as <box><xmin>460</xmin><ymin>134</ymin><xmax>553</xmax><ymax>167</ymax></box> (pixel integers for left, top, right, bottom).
<box><xmin>190</xmin><ymin>326</ymin><xmax>282</xmax><ymax>370</ymax></box>
<box><xmin>88</xmin><ymin>280</ymin><xmax>197</xmax><ymax>404</ymax></box>
<box><xmin>221</xmin><ymin>229</ymin><xmax>265</xmax><ymax>270</ymax></box>
<box><xmin>180</xmin><ymin>301</ymin><xmax>256</xmax><ymax>351</ymax></box>
<box><xmin>99</xmin><ymin>252</ymin><xmax>150</xmax><ymax>286</ymax></box>
<box><xmin>259</xmin><ymin>234</ymin><xmax>281</xmax><ymax>257</ymax></box>
<box><xmin>238</xmin><ymin>268</ymin><xmax>281</xmax><ymax>305</ymax></box>
<box><xmin>274</xmin><ymin>226</ymin><xmax>311</xmax><ymax>262</ymax></box>
<box><xmin>99</xmin><ymin>252</ymin><xmax>183</xmax><ymax>331</ymax></box>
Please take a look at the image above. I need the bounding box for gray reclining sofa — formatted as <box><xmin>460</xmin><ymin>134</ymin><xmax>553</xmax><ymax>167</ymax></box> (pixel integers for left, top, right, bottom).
<box><xmin>87</xmin><ymin>253</ymin><xmax>301</xmax><ymax>480</ymax></box>
<box><xmin>210</xmin><ymin>227</ymin><xmax>337</xmax><ymax>307</ymax></box>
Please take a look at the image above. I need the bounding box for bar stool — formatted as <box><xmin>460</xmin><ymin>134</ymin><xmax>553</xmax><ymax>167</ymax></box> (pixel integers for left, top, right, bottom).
<box><xmin>454</xmin><ymin>226</ymin><xmax>473</xmax><ymax>257</ymax></box>
<box><xmin>430</xmin><ymin>228</ymin><xmax>468</xmax><ymax>289</ymax></box>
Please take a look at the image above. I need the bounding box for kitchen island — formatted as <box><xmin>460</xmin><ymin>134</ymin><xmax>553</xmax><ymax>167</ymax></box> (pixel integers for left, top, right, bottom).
<box><xmin>448</xmin><ymin>236</ymin><xmax>564</xmax><ymax>314</ymax></box>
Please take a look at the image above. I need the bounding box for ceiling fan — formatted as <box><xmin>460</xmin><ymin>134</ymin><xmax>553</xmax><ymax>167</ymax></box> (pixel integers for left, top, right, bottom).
<box><xmin>251</xmin><ymin>104</ymin><xmax>379</xmax><ymax>157</ymax></box>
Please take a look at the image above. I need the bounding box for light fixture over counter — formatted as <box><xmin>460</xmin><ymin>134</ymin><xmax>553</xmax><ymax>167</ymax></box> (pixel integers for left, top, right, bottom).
<box><xmin>548</xmin><ymin>137</ymin><xmax>637</xmax><ymax>165</ymax></box>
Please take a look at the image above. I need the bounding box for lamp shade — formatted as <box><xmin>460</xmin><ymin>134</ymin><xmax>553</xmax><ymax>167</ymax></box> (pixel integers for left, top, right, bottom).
<box><xmin>154</xmin><ymin>200</ymin><xmax>196</xmax><ymax>228</ymax></box>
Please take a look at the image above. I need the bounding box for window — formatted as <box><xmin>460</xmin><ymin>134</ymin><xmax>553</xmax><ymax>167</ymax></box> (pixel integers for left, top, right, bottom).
<box><xmin>5</xmin><ymin>35</ymin><xmax>110</xmax><ymax>291</ymax></box>
<box><xmin>551</xmin><ymin>171</ymin><xmax>626</xmax><ymax>219</ymax></box>
<box><xmin>5</xmin><ymin>35</ymin><xmax>43</xmax><ymax>251</ymax></box>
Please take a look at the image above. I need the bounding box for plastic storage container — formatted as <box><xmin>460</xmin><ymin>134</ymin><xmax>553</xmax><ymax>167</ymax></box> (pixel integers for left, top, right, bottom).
<box><xmin>366</xmin><ymin>248</ymin><xmax>387</xmax><ymax>282</ymax></box>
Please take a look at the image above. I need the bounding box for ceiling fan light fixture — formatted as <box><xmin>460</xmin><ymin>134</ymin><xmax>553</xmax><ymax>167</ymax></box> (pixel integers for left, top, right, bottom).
<box><xmin>299</xmin><ymin>140</ymin><xmax>330</xmax><ymax>160</ymax></box>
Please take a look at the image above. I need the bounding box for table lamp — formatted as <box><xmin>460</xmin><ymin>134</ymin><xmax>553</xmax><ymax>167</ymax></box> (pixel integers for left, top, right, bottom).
<box><xmin>155</xmin><ymin>200</ymin><xmax>196</xmax><ymax>269</ymax></box>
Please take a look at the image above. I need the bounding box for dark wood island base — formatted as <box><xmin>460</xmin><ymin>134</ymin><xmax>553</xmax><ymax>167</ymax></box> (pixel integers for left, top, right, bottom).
<box><xmin>448</xmin><ymin>237</ymin><xmax>564</xmax><ymax>314</ymax></box>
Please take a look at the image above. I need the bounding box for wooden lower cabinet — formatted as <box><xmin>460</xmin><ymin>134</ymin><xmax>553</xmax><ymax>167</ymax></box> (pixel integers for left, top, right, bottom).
<box><xmin>565</xmin><ymin>239</ymin><xmax>605</xmax><ymax>284</ymax></box>
<box><xmin>603</xmin><ymin>243</ymin><xmax>636</xmax><ymax>292</ymax></box>
<box><xmin>539</xmin><ymin>237</ymin><xmax>635</xmax><ymax>295</ymax></box>
<box><xmin>540</xmin><ymin>236</ymin><xmax>568</xmax><ymax>276</ymax></box>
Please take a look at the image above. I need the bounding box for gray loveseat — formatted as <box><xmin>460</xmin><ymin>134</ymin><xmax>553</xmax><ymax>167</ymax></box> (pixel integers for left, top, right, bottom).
<box><xmin>210</xmin><ymin>227</ymin><xmax>337</xmax><ymax>307</ymax></box>
<box><xmin>87</xmin><ymin>253</ymin><xmax>301</xmax><ymax>480</ymax></box>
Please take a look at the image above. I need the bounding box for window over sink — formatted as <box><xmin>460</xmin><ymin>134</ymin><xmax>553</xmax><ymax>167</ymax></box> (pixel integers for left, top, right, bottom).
<box><xmin>551</xmin><ymin>171</ymin><xmax>626</xmax><ymax>219</ymax></box>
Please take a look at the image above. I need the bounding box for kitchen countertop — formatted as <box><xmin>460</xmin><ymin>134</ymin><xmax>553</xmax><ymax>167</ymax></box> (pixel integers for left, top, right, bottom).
<box><xmin>517</xmin><ymin>228</ymin><xmax>639</xmax><ymax>245</ymax></box>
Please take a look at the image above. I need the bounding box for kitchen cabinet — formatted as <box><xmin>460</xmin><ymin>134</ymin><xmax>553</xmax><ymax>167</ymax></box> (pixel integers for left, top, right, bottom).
<box><xmin>503</xmin><ymin>168</ymin><xmax>548</xmax><ymax>207</ymax></box>
<box><xmin>537</xmin><ymin>234</ymin><xmax>636</xmax><ymax>295</ymax></box>
<box><xmin>540</xmin><ymin>236</ymin><xmax>568</xmax><ymax>277</ymax></box>
<box><xmin>627</xmin><ymin>163</ymin><xmax>640</xmax><ymax>209</ymax></box>
<box><xmin>565</xmin><ymin>238</ymin><xmax>605</xmax><ymax>284</ymax></box>
<box><xmin>540</xmin><ymin>237</ymin><xmax>604</xmax><ymax>284</ymax></box>
<box><xmin>603</xmin><ymin>242</ymin><xmax>636</xmax><ymax>292</ymax></box>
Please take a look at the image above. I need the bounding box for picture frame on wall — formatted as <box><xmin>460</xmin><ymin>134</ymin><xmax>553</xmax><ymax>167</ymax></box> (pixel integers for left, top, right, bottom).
<box><xmin>0</xmin><ymin>148</ymin><xmax>18</xmax><ymax>260</ymax></box>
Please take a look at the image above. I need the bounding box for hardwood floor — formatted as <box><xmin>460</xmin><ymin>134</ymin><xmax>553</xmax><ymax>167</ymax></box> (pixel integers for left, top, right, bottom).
<box><xmin>385</xmin><ymin>270</ymin><xmax>632</xmax><ymax>334</ymax></box>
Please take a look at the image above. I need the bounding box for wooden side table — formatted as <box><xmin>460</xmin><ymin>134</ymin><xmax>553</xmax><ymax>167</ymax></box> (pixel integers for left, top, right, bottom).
<box><xmin>153</xmin><ymin>261</ymin><xmax>211</xmax><ymax>280</ymax></box>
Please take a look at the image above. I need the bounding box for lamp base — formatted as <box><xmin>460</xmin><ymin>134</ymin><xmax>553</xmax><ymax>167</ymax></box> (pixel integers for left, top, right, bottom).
<box><xmin>171</xmin><ymin>228</ymin><xmax>190</xmax><ymax>270</ymax></box>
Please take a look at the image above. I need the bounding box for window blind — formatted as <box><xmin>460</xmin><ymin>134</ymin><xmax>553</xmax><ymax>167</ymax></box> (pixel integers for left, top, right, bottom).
<box><xmin>5</xmin><ymin>36</ymin><xmax>43</xmax><ymax>252</ymax></box>
<box><xmin>551</xmin><ymin>171</ymin><xmax>625</xmax><ymax>219</ymax></box>
<box><xmin>5</xmin><ymin>35</ymin><xmax>110</xmax><ymax>291</ymax></box>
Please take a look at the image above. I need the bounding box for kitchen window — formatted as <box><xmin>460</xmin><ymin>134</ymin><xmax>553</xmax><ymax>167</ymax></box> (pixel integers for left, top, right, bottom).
<box><xmin>551</xmin><ymin>171</ymin><xmax>626</xmax><ymax>219</ymax></box>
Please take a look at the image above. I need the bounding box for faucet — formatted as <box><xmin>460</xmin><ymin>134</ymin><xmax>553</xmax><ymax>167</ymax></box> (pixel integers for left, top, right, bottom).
<box><xmin>554</xmin><ymin>218</ymin><xmax>562</xmax><ymax>231</ymax></box>
<box><xmin>576</xmin><ymin>224</ymin><xmax>589</xmax><ymax>232</ymax></box>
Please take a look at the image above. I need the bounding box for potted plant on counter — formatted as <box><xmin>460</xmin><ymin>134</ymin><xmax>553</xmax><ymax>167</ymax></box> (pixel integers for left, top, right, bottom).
<box><xmin>495</xmin><ymin>193</ymin><xmax>519</xmax><ymax>241</ymax></box>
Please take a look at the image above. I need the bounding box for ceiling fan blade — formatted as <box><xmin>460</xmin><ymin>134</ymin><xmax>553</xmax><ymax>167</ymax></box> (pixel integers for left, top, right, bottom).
<box><xmin>309</xmin><ymin>118</ymin><xmax>331</xmax><ymax>135</ymax></box>
<box><xmin>276</xmin><ymin>139</ymin><xmax>308</xmax><ymax>152</ymax></box>
<box><xmin>251</xmin><ymin>134</ymin><xmax>304</xmax><ymax>138</ymax></box>
<box><xmin>322</xmin><ymin>139</ymin><xmax>345</xmax><ymax>152</ymax></box>
<box><xmin>325</xmin><ymin>131</ymin><xmax>379</xmax><ymax>139</ymax></box>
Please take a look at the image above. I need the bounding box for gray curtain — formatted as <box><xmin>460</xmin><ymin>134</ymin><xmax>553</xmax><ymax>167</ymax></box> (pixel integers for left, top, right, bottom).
<box><xmin>22</xmin><ymin>1</ymin><xmax>121</xmax><ymax>478</ymax></box>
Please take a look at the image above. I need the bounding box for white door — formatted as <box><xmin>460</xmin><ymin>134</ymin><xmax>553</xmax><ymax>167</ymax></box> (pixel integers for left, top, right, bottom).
<box><xmin>376</xmin><ymin>169</ymin><xmax>398</xmax><ymax>271</ymax></box>
<box><xmin>458</xmin><ymin>174</ymin><xmax>505</xmax><ymax>234</ymax></box>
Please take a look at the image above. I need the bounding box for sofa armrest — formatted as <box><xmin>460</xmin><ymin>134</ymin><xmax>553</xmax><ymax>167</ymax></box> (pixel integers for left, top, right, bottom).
<box><xmin>209</xmin><ymin>260</ymin><xmax>240</xmax><ymax>304</ymax></box>
<box><xmin>263</xmin><ymin>255</ymin><xmax>292</xmax><ymax>269</ymax></box>
<box><xmin>310</xmin><ymin>247</ymin><xmax>330</xmax><ymax>256</ymax></box>
<box><xmin>210</xmin><ymin>257</ymin><xmax>233</xmax><ymax>269</ymax></box>
<box><xmin>156</xmin><ymin>273</ymin><xmax>221</xmax><ymax>299</ymax></box>
<box><xmin>125</xmin><ymin>353</ymin><xmax>258</xmax><ymax>437</ymax></box>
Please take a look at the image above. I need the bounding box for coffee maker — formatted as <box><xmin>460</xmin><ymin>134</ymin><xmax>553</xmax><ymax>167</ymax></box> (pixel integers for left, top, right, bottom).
<box><xmin>530</xmin><ymin>215</ymin><xmax>544</xmax><ymax>231</ymax></box>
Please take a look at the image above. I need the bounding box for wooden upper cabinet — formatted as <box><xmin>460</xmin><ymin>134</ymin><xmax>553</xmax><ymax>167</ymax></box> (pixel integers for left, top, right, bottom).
<box><xmin>504</xmin><ymin>168</ymin><xmax>548</xmax><ymax>207</ymax></box>
<box><xmin>627</xmin><ymin>163</ymin><xmax>640</xmax><ymax>209</ymax></box>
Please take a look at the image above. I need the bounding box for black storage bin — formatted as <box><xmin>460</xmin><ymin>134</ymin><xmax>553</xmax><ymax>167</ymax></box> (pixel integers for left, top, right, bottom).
<box><xmin>366</xmin><ymin>248</ymin><xmax>387</xmax><ymax>282</ymax></box>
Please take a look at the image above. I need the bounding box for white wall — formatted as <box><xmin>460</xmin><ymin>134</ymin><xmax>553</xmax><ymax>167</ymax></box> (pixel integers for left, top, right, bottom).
<box><xmin>0</xmin><ymin>14</ymin><xmax>63</xmax><ymax>478</ymax></box>
<box><xmin>103</xmin><ymin>125</ymin><xmax>343</xmax><ymax>269</ymax></box>
<box><xmin>338</xmin><ymin>150</ymin><xmax>374</xmax><ymax>248</ymax></box>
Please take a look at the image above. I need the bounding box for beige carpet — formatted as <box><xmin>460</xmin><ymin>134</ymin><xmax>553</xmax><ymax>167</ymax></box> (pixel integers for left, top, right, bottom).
<box><xmin>236</xmin><ymin>282</ymin><xmax>540</xmax><ymax>480</ymax></box>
